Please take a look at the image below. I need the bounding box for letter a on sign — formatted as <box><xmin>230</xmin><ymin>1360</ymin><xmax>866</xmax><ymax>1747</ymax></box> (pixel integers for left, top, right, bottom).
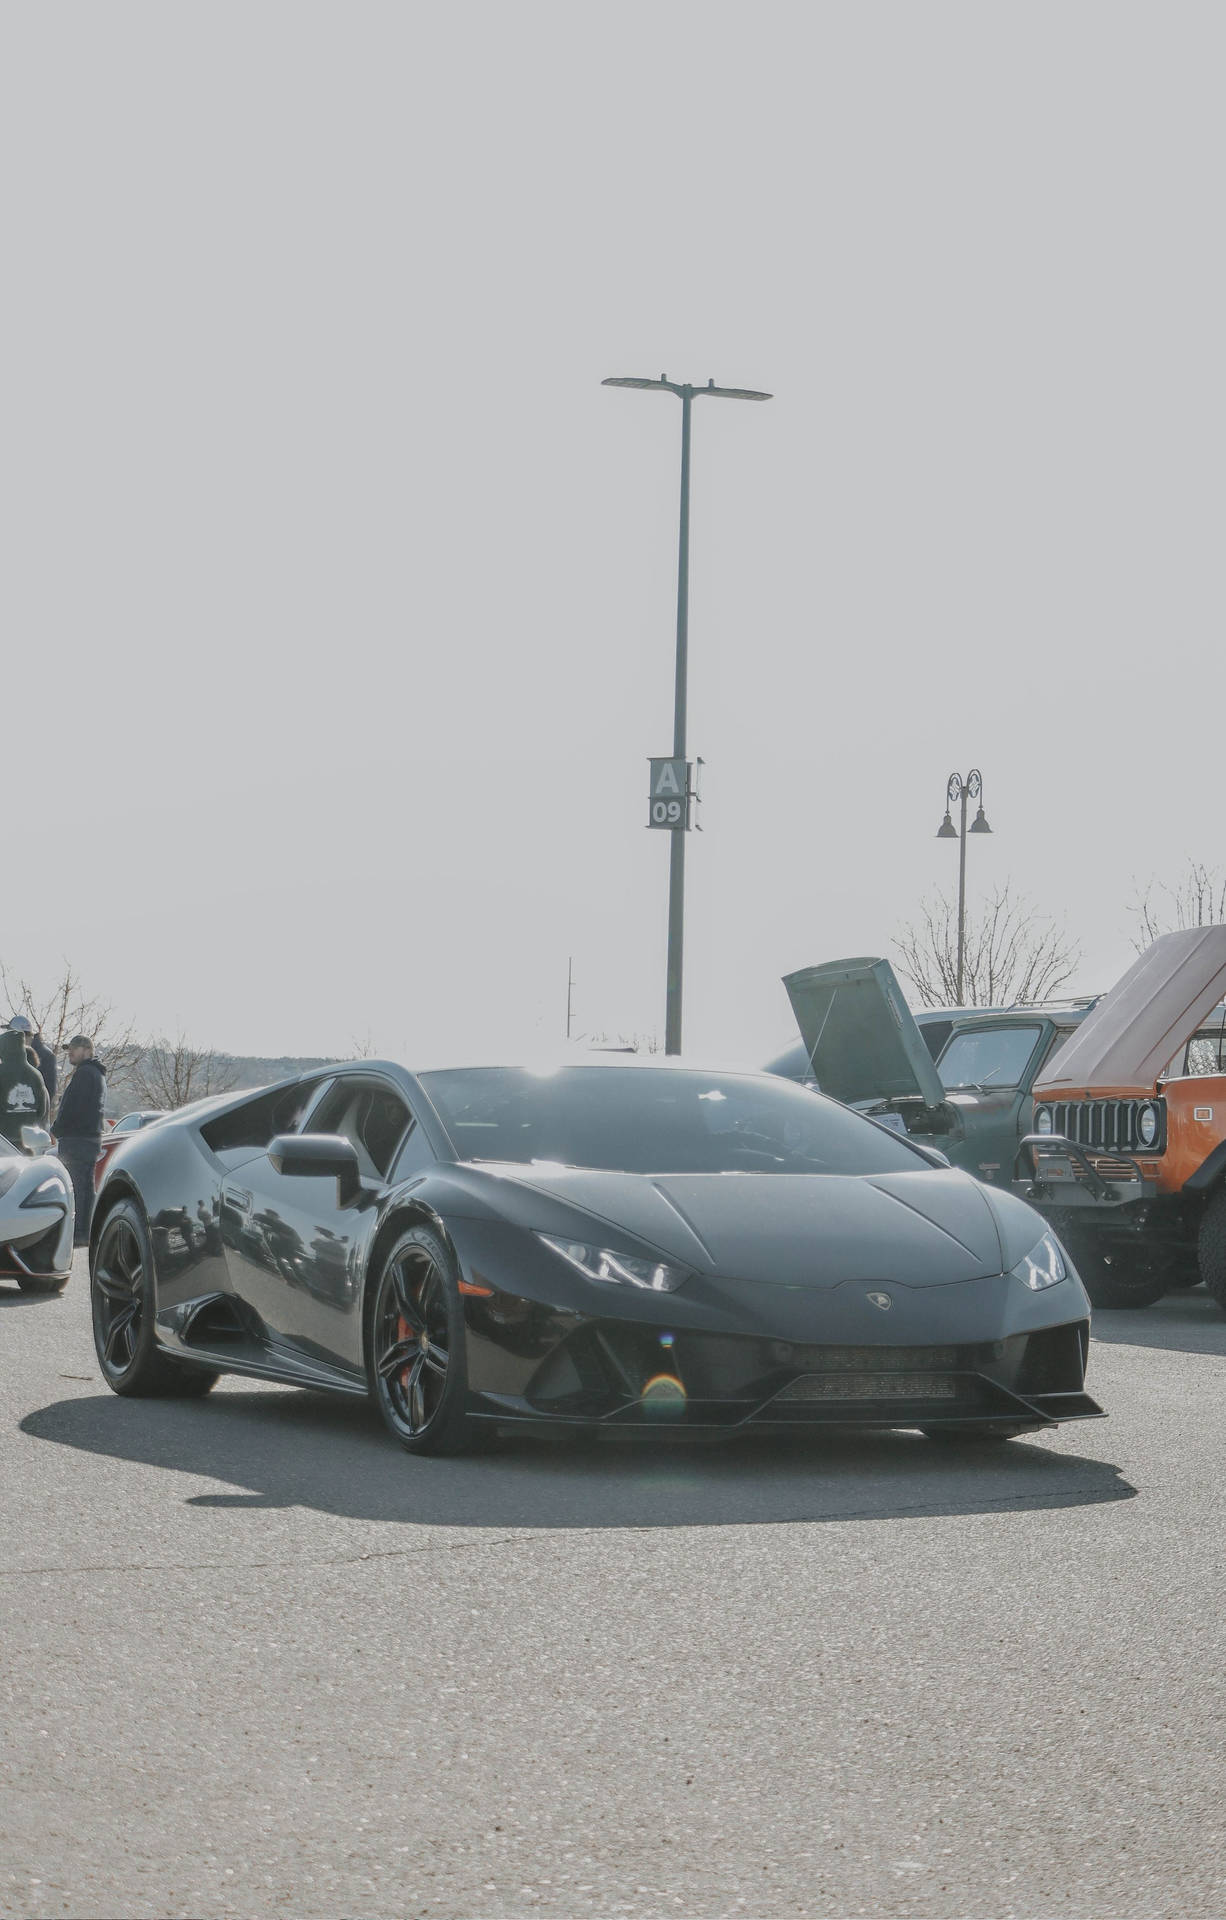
<box><xmin>649</xmin><ymin>758</ymin><xmax>689</xmax><ymax>798</ymax></box>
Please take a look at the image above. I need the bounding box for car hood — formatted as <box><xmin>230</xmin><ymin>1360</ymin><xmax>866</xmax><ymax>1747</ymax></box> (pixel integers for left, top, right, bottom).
<box><xmin>480</xmin><ymin>1162</ymin><xmax>1010</xmax><ymax>1287</ymax></box>
<box><xmin>782</xmin><ymin>957</ymin><xmax>946</xmax><ymax>1109</ymax></box>
<box><xmin>1036</xmin><ymin>926</ymin><xmax>1226</xmax><ymax>1096</ymax></box>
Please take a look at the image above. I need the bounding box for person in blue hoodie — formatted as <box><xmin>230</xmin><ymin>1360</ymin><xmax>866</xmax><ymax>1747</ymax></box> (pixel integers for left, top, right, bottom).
<box><xmin>52</xmin><ymin>1036</ymin><xmax>107</xmax><ymax>1246</ymax></box>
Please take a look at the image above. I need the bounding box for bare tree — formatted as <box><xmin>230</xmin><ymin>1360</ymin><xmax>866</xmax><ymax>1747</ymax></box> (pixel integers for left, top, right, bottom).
<box><xmin>576</xmin><ymin>1029</ymin><xmax>661</xmax><ymax>1053</ymax></box>
<box><xmin>894</xmin><ymin>884</ymin><xmax>1081</xmax><ymax>1009</ymax></box>
<box><xmin>127</xmin><ymin>1036</ymin><xmax>240</xmax><ymax>1111</ymax></box>
<box><xmin>0</xmin><ymin>961</ymin><xmax>143</xmax><ymax>1085</ymax></box>
<box><xmin>1129</xmin><ymin>861</ymin><xmax>1226</xmax><ymax>951</ymax></box>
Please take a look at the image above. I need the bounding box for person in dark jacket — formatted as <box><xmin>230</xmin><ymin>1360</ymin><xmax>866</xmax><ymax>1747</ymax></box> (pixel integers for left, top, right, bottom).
<box><xmin>52</xmin><ymin>1036</ymin><xmax>107</xmax><ymax>1246</ymax></box>
<box><xmin>6</xmin><ymin>1016</ymin><xmax>56</xmax><ymax>1107</ymax></box>
<box><xmin>0</xmin><ymin>1028</ymin><xmax>49</xmax><ymax>1147</ymax></box>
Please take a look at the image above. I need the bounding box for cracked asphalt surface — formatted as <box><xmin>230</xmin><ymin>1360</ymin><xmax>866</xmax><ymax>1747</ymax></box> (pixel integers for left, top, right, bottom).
<box><xmin>3</xmin><ymin>1253</ymin><xmax>1225</xmax><ymax>1919</ymax></box>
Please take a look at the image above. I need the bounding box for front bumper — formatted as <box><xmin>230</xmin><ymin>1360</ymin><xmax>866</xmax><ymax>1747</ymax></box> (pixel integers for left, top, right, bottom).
<box><xmin>0</xmin><ymin>1203</ymin><xmax>74</xmax><ymax>1283</ymax></box>
<box><xmin>454</xmin><ymin>1233</ymin><xmax>1102</xmax><ymax>1431</ymax></box>
<box><xmin>1013</xmin><ymin>1133</ymin><xmax>1157</xmax><ymax>1213</ymax></box>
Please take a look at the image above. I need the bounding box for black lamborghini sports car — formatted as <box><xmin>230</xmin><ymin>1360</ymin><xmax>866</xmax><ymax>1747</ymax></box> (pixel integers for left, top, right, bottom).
<box><xmin>88</xmin><ymin>1056</ymin><xmax>1104</xmax><ymax>1454</ymax></box>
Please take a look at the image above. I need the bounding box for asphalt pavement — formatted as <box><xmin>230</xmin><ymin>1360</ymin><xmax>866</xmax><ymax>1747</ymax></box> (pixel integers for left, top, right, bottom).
<box><xmin>2</xmin><ymin>1253</ymin><xmax>1225</xmax><ymax>1920</ymax></box>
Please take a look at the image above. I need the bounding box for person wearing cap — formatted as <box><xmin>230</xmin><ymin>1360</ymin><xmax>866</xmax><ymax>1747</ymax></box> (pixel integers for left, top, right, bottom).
<box><xmin>6</xmin><ymin>1015</ymin><xmax>56</xmax><ymax>1109</ymax></box>
<box><xmin>0</xmin><ymin>1028</ymin><xmax>49</xmax><ymax>1149</ymax></box>
<box><xmin>52</xmin><ymin>1036</ymin><xmax>107</xmax><ymax>1247</ymax></box>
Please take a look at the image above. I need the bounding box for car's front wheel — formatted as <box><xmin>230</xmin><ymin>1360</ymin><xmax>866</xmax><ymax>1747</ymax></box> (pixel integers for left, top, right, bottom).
<box><xmin>367</xmin><ymin>1225</ymin><xmax>479</xmax><ymax>1456</ymax></box>
<box><xmin>91</xmin><ymin>1200</ymin><xmax>218</xmax><ymax>1397</ymax></box>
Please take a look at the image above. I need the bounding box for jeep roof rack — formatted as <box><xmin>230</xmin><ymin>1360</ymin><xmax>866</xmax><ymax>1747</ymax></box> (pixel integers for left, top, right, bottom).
<box><xmin>1005</xmin><ymin>994</ymin><xmax>1102</xmax><ymax>1012</ymax></box>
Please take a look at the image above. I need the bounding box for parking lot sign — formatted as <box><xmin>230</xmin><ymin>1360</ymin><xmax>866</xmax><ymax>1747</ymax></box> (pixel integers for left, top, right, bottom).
<box><xmin>648</xmin><ymin>757</ymin><xmax>692</xmax><ymax>829</ymax></box>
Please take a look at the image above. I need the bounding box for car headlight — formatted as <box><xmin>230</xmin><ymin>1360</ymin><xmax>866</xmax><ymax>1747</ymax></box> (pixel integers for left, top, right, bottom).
<box><xmin>1012</xmin><ymin>1230</ymin><xmax>1067</xmax><ymax>1291</ymax></box>
<box><xmin>536</xmin><ymin>1232</ymin><xmax>688</xmax><ymax>1292</ymax></box>
<box><xmin>1136</xmin><ymin>1102</ymin><xmax>1160</xmax><ymax>1148</ymax></box>
<box><xmin>1034</xmin><ymin>1107</ymin><xmax>1054</xmax><ymax>1136</ymax></box>
<box><xmin>0</xmin><ymin>1163</ymin><xmax>19</xmax><ymax>1201</ymax></box>
<box><xmin>22</xmin><ymin>1175</ymin><xmax>68</xmax><ymax>1208</ymax></box>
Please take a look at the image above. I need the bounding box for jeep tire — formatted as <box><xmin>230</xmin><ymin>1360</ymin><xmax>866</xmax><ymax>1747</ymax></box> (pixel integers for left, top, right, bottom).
<box><xmin>1066</xmin><ymin>1235</ymin><xmax>1169</xmax><ymax>1310</ymax></box>
<box><xmin>1197</xmin><ymin>1188</ymin><xmax>1226</xmax><ymax>1313</ymax></box>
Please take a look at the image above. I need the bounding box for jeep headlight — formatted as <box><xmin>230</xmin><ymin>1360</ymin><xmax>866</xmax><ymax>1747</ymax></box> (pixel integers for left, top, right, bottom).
<box><xmin>1136</xmin><ymin>1102</ymin><xmax>1160</xmax><ymax>1149</ymax></box>
<box><xmin>1012</xmin><ymin>1230</ymin><xmax>1067</xmax><ymax>1291</ymax></box>
<box><xmin>536</xmin><ymin>1233</ymin><xmax>688</xmax><ymax>1292</ymax></box>
<box><xmin>1034</xmin><ymin>1107</ymin><xmax>1054</xmax><ymax>1136</ymax></box>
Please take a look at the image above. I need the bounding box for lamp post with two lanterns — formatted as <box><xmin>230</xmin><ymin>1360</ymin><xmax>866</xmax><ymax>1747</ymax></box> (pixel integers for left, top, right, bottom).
<box><xmin>936</xmin><ymin>769</ymin><xmax>992</xmax><ymax>1004</ymax></box>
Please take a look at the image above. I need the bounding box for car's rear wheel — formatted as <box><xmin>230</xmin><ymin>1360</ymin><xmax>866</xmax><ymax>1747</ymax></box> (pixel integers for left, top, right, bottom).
<box><xmin>91</xmin><ymin>1200</ymin><xmax>218</xmax><ymax>1397</ymax></box>
<box><xmin>1197</xmin><ymin>1188</ymin><xmax>1226</xmax><ymax>1312</ymax></box>
<box><xmin>367</xmin><ymin>1226</ymin><xmax>478</xmax><ymax>1457</ymax></box>
<box><xmin>1064</xmin><ymin>1235</ymin><xmax>1169</xmax><ymax>1309</ymax></box>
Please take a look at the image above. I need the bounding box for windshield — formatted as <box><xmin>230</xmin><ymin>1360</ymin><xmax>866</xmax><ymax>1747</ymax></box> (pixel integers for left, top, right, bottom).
<box><xmin>418</xmin><ymin>1066</ymin><xmax>931</xmax><ymax>1176</ymax></box>
<box><xmin>938</xmin><ymin>1025</ymin><xmax>1041</xmax><ymax>1091</ymax></box>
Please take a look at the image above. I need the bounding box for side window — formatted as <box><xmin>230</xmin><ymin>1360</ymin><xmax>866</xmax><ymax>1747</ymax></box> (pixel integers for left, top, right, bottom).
<box><xmin>1185</xmin><ymin>1033</ymin><xmax>1226</xmax><ymax>1077</ymax></box>
<box><xmin>302</xmin><ymin>1079</ymin><xmax>412</xmax><ymax>1180</ymax></box>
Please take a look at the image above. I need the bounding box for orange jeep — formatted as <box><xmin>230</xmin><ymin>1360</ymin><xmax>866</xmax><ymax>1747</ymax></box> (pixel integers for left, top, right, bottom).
<box><xmin>1015</xmin><ymin>926</ymin><xmax>1226</xmax><ymax>1308</ymax></box>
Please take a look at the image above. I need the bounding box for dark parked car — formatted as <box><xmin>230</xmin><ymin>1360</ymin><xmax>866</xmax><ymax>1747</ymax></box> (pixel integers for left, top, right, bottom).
<box><xmin>94</xmin><ymin>1111</ymin><xmax>167</xmax><ymax>1191</ymax></box>
<box><xmin>88</xmin><ymin>1055</ymin><xmax>1102</xmax><ymax>1454</ymax></box>
<box><xmin>775</xmin><ymin>958</ymin><xmax>1096</xmax><ymax>1187</ymax></box>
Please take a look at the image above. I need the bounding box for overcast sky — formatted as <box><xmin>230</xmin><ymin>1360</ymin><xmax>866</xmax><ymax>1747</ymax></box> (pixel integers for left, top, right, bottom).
<box><xmin>4</xmin><ymin>3</ymin><xmax>1221</xmax><ymax>1065</ymax></box>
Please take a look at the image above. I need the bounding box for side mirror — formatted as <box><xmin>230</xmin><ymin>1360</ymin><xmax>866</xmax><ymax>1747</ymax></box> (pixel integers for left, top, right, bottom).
<box><xmin>268</xmin><ymin>1133</ymin><xmax>362</xmax><ymax>1206</ymax></box>
<box><xmin>21</xmin><ymin>1126</ymin><xmax>52</xmax><ymax>1156</ymax></box>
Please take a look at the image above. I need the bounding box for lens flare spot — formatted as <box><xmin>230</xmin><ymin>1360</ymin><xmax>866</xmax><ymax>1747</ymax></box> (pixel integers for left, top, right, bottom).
<box><xmin>658</xmin><ymin>1332</ymin><xmax>676</xmax><ymax>1349</ymax></box>
<box><xmin>641</xmin><ymin>1372</ymin><xmax>686</xmax><ymax>1408</ymax></box>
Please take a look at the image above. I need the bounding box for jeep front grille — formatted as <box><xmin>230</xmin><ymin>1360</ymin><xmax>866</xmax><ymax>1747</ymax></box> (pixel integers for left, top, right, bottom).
<box><xmin>1043</xmin><ymin>1098</ymin><xmax>1164</xmax><ymax>1155</ymax></box>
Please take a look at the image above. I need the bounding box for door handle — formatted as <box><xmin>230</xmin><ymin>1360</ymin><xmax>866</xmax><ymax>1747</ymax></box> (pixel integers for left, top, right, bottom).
<box><xmin>223</xmin><ymin>1185</ymin><xmax>252</xmax><ymax>1215</ymax></box>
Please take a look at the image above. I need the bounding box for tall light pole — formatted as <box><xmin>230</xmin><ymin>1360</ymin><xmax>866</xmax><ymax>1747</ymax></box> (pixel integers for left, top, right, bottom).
<box><xmin>936</xmin><ymin>769</ymin><xmax>992</xmax><ymax>1003</ymax></box>
<box><xmin>603</xmin><ymin>373</ymin><xmax>772</xmax><ymax>1053</ymax></box>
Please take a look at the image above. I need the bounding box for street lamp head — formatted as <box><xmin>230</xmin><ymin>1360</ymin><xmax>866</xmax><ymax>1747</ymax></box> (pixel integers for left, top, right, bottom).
<box><xmin>969</xmin><ymin>805</ymin><xmax>992</xmax><ymax>834</ymax></box>
<box><xmin>936</xmin><ymin>812</ymin><xmax>958</xmax><ymax>840</ymax></box>
<box><xmin>702</xmin><ymin>384</ymin><xmax>773</xmax><ymax>402</ymax></box>
<box><xmin>603</xmin><ymin>376</ymin><xmax>772</xmax><ymax>403</ymax></box>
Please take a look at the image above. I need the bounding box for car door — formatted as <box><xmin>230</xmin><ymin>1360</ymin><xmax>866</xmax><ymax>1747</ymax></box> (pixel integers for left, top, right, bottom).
<box><xmin>219</xmin><ymin>1074</ymin><xmax>415</xmax><ymax>1374</ymax></box>
<box><xmin>933</xmin><ymin>1021</ymin><xmax>1049</xmax><ymax>1184</ymax></box>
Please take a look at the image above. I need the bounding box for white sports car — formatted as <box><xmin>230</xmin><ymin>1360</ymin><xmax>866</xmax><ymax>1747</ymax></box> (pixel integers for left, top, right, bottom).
<box><xmin>0</xmin><ymin>1125</ymin><xmax>75</xmax><ymax>1293</ymax></box>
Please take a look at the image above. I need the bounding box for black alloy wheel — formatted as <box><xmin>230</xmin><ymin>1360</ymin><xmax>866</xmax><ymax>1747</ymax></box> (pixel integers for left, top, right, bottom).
<box><xmin>368</xmin><ymin>1225</ymin><xmax>477</xmax><ymax>1456</ymax></box>
<box><xmin>91</xmin><ymin>1200</ymin><xmax>217</xmax><ymax>1397</ymax></box>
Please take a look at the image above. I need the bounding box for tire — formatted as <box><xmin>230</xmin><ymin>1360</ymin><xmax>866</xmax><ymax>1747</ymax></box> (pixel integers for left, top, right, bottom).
<box><xmin>1197</xmin><ymin>1188</ymin><xmax>1226</xmax><ymax>1312</ymax></box>
<box><xmin>1064</xmin><ymin>1236</ymin><xmax>1168</xmax><ymax>1310</ymax></box>
<box><xmin>921</xmin><ymin>1424</ymin><xmax>1034</xmax><ymax>1443</ymax></box>
<box><xmin>16</xmin><ymin>1273</ymin><xmax>69</xmax><ymax>1296</ymax></box>
<box><xmin>366</xmin><ymin>1225</ymin><xmax>478</xmax><ymax>1457</ymax></box>
<box><xmin>91</xmin><ymin>1199</ymin><xmax>219</xmax><ymax>1398</ymax></box>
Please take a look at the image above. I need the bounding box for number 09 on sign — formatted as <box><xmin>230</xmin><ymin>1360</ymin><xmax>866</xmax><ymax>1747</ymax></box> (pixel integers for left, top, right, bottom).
<box><xmin>648</xmin><ymin>758</ymin><xmax>693</xmax><ymax>831</ymax></box>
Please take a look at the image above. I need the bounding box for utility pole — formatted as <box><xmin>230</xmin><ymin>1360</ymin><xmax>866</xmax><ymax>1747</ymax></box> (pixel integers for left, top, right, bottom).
<box><xmin>566</xmin><ymin>956</ymin><xmax>575</xmax><ymax>1041</ymax></box>
<box><xmin>603</xmin><ymin>373</ymin><xmax>772</xmax><ymax>1053</ymax></box>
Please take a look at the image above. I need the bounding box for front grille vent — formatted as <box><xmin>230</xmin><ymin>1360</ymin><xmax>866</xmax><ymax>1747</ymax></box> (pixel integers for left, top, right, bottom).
<box><xmin>1044</xmin><ymin>1098</ymin><xmax>1164</xmax><ymax>1155</ymax></box>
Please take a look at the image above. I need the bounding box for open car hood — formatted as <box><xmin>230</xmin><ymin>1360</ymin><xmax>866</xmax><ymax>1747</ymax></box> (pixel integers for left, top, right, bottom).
<box><xmin>782</xmin><ymin>957</ymin><xmax>946</xmax><ymax>1109</ymax></box>
<box><xmin>1036</xmin><ymin>926</ymin><xmax>1226</xmax><ymax>1095</ymax></box>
